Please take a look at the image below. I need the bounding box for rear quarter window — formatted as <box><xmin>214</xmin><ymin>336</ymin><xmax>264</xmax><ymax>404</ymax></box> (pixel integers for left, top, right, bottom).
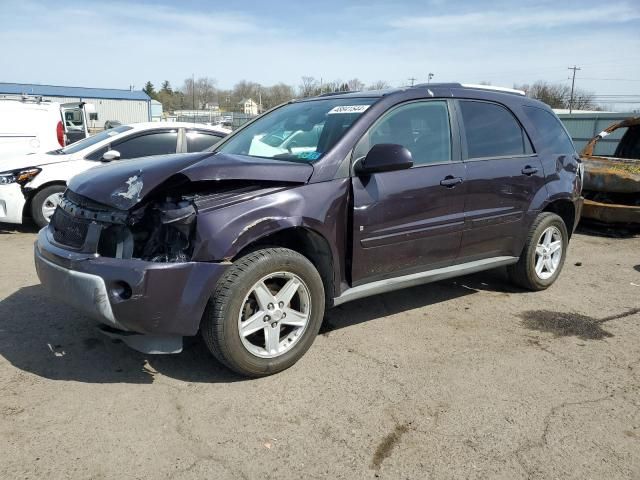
<box><xmin>523</xmin><ymin>106</ymin><xmax>576</xmax><ymax>155</ymax></box>
<box><xmin>459</xmin><ymin>100</ymin><xmax>530</xmax><ymax>159</ymax></box>
<box><xmin>186</xmin><ymin>131</ymin><xmax>225</xmax><ymax>152</ymax></box>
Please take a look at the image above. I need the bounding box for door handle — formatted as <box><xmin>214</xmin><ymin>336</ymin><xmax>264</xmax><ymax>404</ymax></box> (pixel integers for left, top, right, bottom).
<box><xmin>440</xmin><ymin>176</ymin><xmax>463</xmax><ymax>188</ymax></box>
<box><xmin>521</xmin><ymin>165</ymin><xmax>538</xmax><ymax>176</ymax></box>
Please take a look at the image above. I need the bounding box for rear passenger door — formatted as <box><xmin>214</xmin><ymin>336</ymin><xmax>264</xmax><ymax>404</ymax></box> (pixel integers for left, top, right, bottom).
<box><xmin>455</xmin><ymin>100</ymin><xmax>545</xmax><ymax>261</ymax></box>
<box><xmin>351</xmin><ymin>100</ymin><xmax>466</xmax><ymax>285</ymax></box>
<box><xmin>184</xmin><ymin>129</ymin><xmax>226</xmax><ymax>152</ymax></box>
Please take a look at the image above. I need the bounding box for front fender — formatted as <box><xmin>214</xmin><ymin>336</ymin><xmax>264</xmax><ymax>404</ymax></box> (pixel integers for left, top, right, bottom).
<box><xmin>191</xmin><ymin>179</ymin><xmax>350</xmax><ymax>261</ymax></box>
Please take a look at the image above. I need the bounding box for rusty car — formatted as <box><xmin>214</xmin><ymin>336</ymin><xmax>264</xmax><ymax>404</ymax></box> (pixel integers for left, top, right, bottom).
<box><xmin>580</xmin><ymin>116</ymin><xmax>640</xmax><ymax>224</ymax></box>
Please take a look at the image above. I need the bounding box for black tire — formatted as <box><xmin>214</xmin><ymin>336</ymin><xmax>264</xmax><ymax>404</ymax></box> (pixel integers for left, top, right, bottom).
<box><xmin>201</xmin><ymin>247</ymin><xmax>325</xmax><ymax>377</ymax></box>
<box><xmin>31</xmin><ymin>185</ymin><xmax>65</xmax><ymax>229</ymax></box>
<box><xmin>508</xmin><ymin>212</ymin><xmax>568</xmax><ymax>291</ymax></box>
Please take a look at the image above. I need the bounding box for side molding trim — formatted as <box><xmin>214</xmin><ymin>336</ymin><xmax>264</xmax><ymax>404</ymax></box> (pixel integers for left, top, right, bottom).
<box><xmin>333</xmin><ymin>256</ymin><xmax>519</xmax><ymax>306</ymax></box>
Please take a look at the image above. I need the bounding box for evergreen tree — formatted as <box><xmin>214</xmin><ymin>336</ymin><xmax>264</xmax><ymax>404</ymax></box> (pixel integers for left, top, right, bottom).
<box><xmin>143</xmin><ymin>81</ymin><xmax>156</xmax><ymax>98</ymax></box>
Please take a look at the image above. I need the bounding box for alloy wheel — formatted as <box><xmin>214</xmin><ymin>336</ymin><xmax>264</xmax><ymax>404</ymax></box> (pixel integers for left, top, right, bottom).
<box><xmin>238</xmin><ymin>272</ymin><xmax>312</xmax><ymax>358</ymax></box>
<box><xmin>534</xmin><ymin>226</ymin><xmax>563</xmax><ymax>280</ymax></box>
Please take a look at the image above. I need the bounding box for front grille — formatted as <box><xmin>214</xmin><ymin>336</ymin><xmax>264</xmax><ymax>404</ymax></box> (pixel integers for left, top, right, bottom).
<box><xmin>64</xmin><ymin>190</ymin><xmax>113</xmax><ymax>212</ymax></box>
<box><xmin>51</xmin><ymin>207</ymin><xmax>90</xmax><ymax>249</ymax></box>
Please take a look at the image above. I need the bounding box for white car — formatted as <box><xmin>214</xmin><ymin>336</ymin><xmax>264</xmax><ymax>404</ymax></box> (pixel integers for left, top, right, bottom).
<box><xmin>0</xmin><ymin>122</ymin><xmax>230</xmax><ymax>228</ymax></box>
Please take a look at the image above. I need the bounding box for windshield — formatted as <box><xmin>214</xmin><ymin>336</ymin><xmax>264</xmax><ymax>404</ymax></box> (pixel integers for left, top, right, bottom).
<box><xmin>216</xmin><ymin>98</ymin><xmax>376</xmax><ymax>162</ymax></box>
<box><xmin>53</xmin><ymin>125</ymin><xmax>133</xmax><ymax>155</ymax></box>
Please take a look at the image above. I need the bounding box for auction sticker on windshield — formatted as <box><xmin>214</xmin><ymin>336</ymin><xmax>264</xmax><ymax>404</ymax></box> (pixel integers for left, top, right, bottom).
<box><xmin>328</xmin><ymin>105</ymin><xmax>370</xmax><ymax>114</ymax></box>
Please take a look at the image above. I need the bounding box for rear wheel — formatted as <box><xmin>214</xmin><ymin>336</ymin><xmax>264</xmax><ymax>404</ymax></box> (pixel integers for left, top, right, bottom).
<box><xmin>201</xmin><ymin>248</ymin><xmax>325</xmax><ymax>377</ymax></box>
<box><xmin>31</xmin><ymin>185</ymin><xmax>65</xmax><ymax>228</ymax></box>
<box><xmin>508</xmin><ymin>212</ymin><xmax>568</xmax><ymax>290</ymax></box>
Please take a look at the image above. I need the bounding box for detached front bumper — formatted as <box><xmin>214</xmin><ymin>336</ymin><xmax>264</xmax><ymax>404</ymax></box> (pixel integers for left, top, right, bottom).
<box><xmin>34</xmin><ymin>228</ymin><xmax>229</xmax><ymax>345</ymax></box>
<box><xmin>0</xmin><ymin>183</ymin><xmax>26</xmax><ymax>224</ymax></box>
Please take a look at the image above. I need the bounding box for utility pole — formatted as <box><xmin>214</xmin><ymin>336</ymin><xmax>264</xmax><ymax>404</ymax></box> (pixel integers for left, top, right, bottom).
<box><xmin>192</xmin><ymin>73</ymin><xmax>196</xmax><ymax>111</ymax></box>
<box><xmin>408</xmin><ymin>77</ymin><xmax>417</xmax><ymax>87</ymax></box>
<box><xmin>427</xmin><ymin>73</ymin><xmax>434</xmax><ymax>84</ymax></box>
<box><xmin>568</xmin><ymin>65</ymin><xmax>581</xmax><ymax>113</ymax></box>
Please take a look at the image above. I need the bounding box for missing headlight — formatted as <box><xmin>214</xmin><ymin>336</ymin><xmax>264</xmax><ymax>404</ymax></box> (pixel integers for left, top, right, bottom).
<box><xmin>134</xmin><ymin>198</ymin><xmax>196</xmax><ymax>263</ymax></box>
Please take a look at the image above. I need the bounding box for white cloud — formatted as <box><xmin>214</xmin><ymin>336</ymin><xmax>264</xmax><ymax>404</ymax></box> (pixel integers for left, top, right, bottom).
<box><xmin>0</xmin><ymin>0</ymin><xmax>638</xmax><ymax>103</ymax></box>
<box><xmin>389</xmin><ymin>3</ymin><xmax>640</xmax><ymax>31</ymax></box>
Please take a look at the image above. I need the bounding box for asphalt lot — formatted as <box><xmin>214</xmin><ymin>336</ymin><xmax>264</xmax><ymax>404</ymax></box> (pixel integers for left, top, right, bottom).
<box><xmin>0</xmin><ymin>222</ymin><xmax>639</xmax><ymax>479</ymax></box>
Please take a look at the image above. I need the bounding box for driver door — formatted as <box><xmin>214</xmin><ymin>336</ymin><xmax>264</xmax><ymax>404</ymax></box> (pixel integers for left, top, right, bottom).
<box><xmin>351</xmin><ymin>100</ymin><xmax>467</xmax><ymax>286</ymax></box>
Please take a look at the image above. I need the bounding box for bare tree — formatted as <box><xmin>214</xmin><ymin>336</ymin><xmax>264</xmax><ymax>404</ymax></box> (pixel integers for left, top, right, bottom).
<box><xmin>262</xmin><ymin>83</ymin><xmax>296</xmax><ymax>109</ymax></box>
<box><xmin>514</xmin><ymin>81</ymin><xmax>598</xmax><ymax>110</ymax></box>
<box><xmin>196</xmin><ymin>77</ymin><xmax>217</xmax><ymax>108</ymax></box>
<box><xmin>347</xmin><ymin>78</ymin><xmax>365</xmax><ymax>91</ymax></box>
<box><xmin>366</xmin><ymin>80</ymin><xmax>391</xmax><ymax>90</ymax></box>
<box><xmin>299</xmin><ymin>76</ymin><xmax>319</xmax><ymax>97</ymax></box>
<box><xmin>233</xmin><ymin>80</ymin><xmax>261</xmax><ymax>104</ymax></box>
<box><xmin>181</xmin><ymin>77</ymin><xmax>218</xmax><ymax>109</ymax></box>
<box><xmin>323</xmin><ymin>79</ymin><xmax>343</xmax><ymax>93</ymax></box>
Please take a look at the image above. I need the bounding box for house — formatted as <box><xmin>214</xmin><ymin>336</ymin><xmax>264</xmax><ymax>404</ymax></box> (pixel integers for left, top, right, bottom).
<box><xmin>238</xmin><ymin>98</ymin><xmax>259</xmax><ymax>116</ymax></box>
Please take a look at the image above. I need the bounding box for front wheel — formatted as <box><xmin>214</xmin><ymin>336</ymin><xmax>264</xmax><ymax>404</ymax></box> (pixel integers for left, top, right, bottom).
<box><xmin>31</xmin><ymin>185</ymin><xmax>65</xmax><ymax>229</ymax></box>
<box><xmin>201</xmin><ymin>248</ymin><xmax>325</xmax><ymax>377</ymax></box>
<box><xmin>508</xmin><ymin>212</ymin><xmax>568</xmax><ymax>291</ymax></box>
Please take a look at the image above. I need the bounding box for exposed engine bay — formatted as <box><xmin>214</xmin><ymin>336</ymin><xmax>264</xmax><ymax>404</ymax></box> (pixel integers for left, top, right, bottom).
<box><xmin>50</xmin><ymin>183</ymin><xmax>275</xmax><ymax>263</ymax></box>
<box><xmin>99</xmin><ymin>197</ymin><xmax>196</xmax><ymax>262</ymax></box>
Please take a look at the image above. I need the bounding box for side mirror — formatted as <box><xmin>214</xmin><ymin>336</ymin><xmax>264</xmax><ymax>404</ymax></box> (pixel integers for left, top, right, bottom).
<box><xmin>354</xmin><ymin>143</ymin><xmax>413</xmax><ymax>175</ymax></box>
<box><xmin>101</xmin><ymin>150</ymin><xmax>121</xmax><ymax>162</ymax></box>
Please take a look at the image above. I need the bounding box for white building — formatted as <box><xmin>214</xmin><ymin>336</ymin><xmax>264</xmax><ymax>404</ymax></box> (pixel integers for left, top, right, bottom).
<box><xmin>239</xmin><ymin>98</ymin><xmax>259</xmax><ymax>116</ymax></box>
<box><xmin>0</xmin><ymin>82</ymin><xmax>151</xmax><ymax>129</ymax></box>
<box><xmin>151</xmin><ymin>99</ymin><xmax>163</xmax><ymax>122</ymax></box>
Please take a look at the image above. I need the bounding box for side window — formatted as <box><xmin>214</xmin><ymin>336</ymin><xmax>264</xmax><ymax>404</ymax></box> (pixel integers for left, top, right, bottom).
<box><xmin>112</xmin><ymin>131</ymin><xmax>178</xmax><ymax>159</ymax></box>
<box><xmin>363</xmin><ymin>101</ymin><xmax>452</xmax><ymax>166</ymax></box>
<box><xmin>186</xmin><ymin>130</ymin><xmax>225</xmax><ymax>152</ymax></box>
<box><xmin>522</xmin><ymin>106</ymin><xmax>576</xmax><ymax>154</ymax></box>
<box><xmin>459</xmin><ymin>101</ymin><xmax>527</xmax><ymax>159</ymax></box>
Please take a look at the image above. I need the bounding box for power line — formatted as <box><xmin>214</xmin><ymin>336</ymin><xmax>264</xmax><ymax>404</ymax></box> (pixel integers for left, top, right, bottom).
<box><xmin>576</xmin><ymin>77</ymin><xmax>640</xmax><ymax>82</ymax></box>
<box><xmin>408</xmin><ymin>77</ymin><xmax>417</xmax><ymax>86</ymax></box>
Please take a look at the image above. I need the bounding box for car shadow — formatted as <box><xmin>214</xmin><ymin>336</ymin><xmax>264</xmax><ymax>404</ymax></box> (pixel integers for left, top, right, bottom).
<box><xmin>322</xmin><ymin>267</ymin><xmax>516</xmax><ymax>334</ymax></box>
<box><xmin>0</xmin><ymin>221</ymin><xmax>38</xmax><ymax>235</ymax></box>
<box><xmin>0</xmin><ymin>269</ymin><xmax>514</xmax><ymax>384</ymax></box>
<box><xmin>576</xmin><ymin>221</ymin><xmax>640</xmax><ymax>239</ymax></box>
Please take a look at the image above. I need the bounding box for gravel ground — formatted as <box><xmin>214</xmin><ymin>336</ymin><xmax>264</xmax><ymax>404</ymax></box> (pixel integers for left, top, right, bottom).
<box><xmin>0</xmin><ymin>223</ymin><xmax>639</xmax><ymax>479</ymax></box>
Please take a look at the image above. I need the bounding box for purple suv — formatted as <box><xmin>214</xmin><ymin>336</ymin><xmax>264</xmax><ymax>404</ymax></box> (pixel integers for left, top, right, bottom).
<box><xmin>35</xmin><ymin>83</ymin><xmax>583</xmax><ymax>376</ymax></box>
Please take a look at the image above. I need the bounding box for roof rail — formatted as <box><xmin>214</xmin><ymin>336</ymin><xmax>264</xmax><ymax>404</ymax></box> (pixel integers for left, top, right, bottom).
<box><xmin>317</xmin><ymin>90</ymin><xmax>359</xmax><ymax>97</ymax></box>
<box><xmin>461</xmin><ymin>84</ymin><xmax>526</xmax><ymax>96</ymax></box>
<box><xmin>412</xmin><ymin>82</ymin><xmax>462</xmax><ymax>89</ymax></box>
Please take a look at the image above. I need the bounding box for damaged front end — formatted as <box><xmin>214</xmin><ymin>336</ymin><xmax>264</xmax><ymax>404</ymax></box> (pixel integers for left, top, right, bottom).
<box><xmin>50</xmin><ymin>189</ymin><xmax>198</xmax><ymax>264</ymax></box>
<box><xmin>100</xmin><ymin>197</ymin><xmax>197</xmax><ymax>263</ymax></box>
<box><xmin>36</xmin><ymin>186</ymin><xmax>231</xmax><ymax>354</ymax></box>
<box><xmin>35</xmin><ymin>152</ymin><xmax>315</xmax><ymax>353</ymax></box>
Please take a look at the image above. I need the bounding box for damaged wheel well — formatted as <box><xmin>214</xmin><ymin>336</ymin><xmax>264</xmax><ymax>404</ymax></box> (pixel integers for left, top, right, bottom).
<box><xmin>543</xmin><ymin>200</ymin><xmax>575</xmax><ymax>238</ymax></box>
<box><xmin>234</xmin><ymin>227</ymin><xmax>335</xmax><ymax>306</ymax></box>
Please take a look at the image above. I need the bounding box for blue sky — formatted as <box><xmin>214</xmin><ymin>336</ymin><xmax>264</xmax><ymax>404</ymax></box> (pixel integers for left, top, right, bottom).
<box><xmin>0</xmin><ymin>0</ymin><xmax>638</xmax><ymax>105</ymax></box>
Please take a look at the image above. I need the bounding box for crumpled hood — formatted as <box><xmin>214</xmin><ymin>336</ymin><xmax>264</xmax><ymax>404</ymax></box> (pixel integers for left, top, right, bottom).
<box><xmin>0</xmin><ymin>151</ymin><xmax>71</xmax><ymax>172</ymax></box>
<box><xmin>67</xmin><ymin>152</ymin><xmax>314</xmax><ymax>210</ymax></box>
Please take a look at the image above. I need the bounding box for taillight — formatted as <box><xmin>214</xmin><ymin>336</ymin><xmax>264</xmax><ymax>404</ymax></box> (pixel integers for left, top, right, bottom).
<box><xmin>56</xmin><ymin>121</ymin><xmax>65</xmax><ymax>147</ymax></box>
